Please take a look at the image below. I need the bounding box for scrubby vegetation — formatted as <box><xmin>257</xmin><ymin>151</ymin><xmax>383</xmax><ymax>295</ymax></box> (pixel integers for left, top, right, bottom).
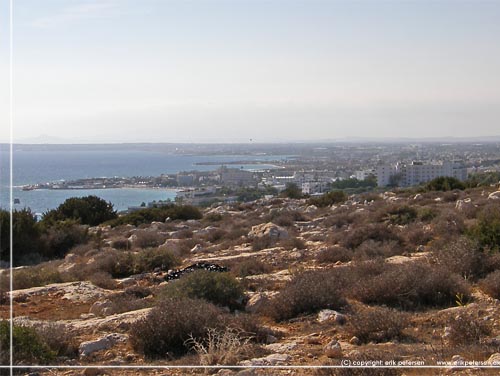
<box><xmin>160</xmin><ymin>270</ymin><xmax>245</xmax><ymax>310</ymax></box>
<box><xmin>264</xmin><ymin>269</ymin><xmax>347</xmax><ymax>321</ymax></box>
<box><xmin>345</xmin><ymin>306</ymin><xmax>409</xmax><ymax>344</ymax></box>
<box><xmin>106</xmin><ymin>204</ymin><xmax>202</xmax><ymax>226</ymax></box>
<box><xmin>424</xmin><ymin>176</ymin><xmax>466</xmax><ymax>192</ymax></box>
<box><xmin>5</xmin><ymin>183</ymin><xmax>500</xmax><ymax>368</ymax></box>
<box><xmin>0</xmin><ymin>321</ymin><xmax>56</xmax><ymax>364</ymax></box>
<box><xmin>308</xmin><ymin>190</ymin><xmax>347</xmax><ymax>207</ymax></box>
<box><xmin>130</xmin><ymin>298</ymin><xmax>227</xmax><ymax>358</ymax></box>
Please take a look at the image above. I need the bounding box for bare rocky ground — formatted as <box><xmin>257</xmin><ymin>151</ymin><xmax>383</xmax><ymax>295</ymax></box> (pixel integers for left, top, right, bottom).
<box><xmin>3</xmin><ymin>186</ymin><xmax>500</xmax><ymax>375</ymax></box>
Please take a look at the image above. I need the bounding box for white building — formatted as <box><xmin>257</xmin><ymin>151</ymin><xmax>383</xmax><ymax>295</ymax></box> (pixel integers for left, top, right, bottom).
<box><xmin>377</xmin><ymin>161</ymin><xmax>467</xmax><ymax>187</ymax></box>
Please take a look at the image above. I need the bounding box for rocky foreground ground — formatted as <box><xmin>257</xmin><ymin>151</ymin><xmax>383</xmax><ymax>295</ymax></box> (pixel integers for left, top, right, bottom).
<box><xmin>2</xmin><ymin>187</ymin><xmax>500</xmax><ymax>375</ymax></box>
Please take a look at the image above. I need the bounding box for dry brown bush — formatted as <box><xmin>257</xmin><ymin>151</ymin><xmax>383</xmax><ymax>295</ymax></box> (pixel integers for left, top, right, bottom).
<box><xmin>433</xmin><ymin>237</ymin><xmax>485</xmax><ymax>280</ymax></box>
<box><xmin>342</xmin><ymin>223</ymin><xmax>404</xmax><ymax>250</ymax></box>
<box><xmin>352</xmin><ymin>240</ymin><xmax>402</xmax><ymax>261</ymax></box>
<box><xmin>350</xmin><ymin>261</ymin><xmax>470</xmax><ymax>310</ymax></box>
<box><xmin>445</xmin><ymin>312</ymin><xmax>491</xmax><ymax>348</ymax></box>
<box><xmin>111</xmin><ymin>238</ymin><xmax>131</xmax><ymax>250</ymax></box>
<box><xmin>479</xmin><ymin>270</ymin><xmax>500</xmax><ymax>299</ymax></box>
<box><xmin>316</xmin><ymin>246</ymin><xmax>353</xmax><ymax>263</ymax></box>
<box><xmin>134</xmin><ymin>230</ymin><xmax>166</xmax><ymax>248</ymax></box>
<box><xmin>280</xmin><ymin>236</ymin><xmax>306</xmax><ymax>250</ymax></box>
<box><xmin>264</xmin><ymin>269</ymin><xmax>347</xmax><ymax>321</ymax></box>
<box><xmin>345</xmin><ymin>306</ymin><xmax>409</xmax><ymax>343</ymax></box>
<box><xmin>404</xmin><ymin>224</ymin><xmax>433</xmax><ymax>248</ymax></box>
<box><xmin>130</xmin><ymin>298</ymin><xmax>226</xmax><ymax>358</ymax></box>
<box><xmin>227</xmin><ymin>258</ymin><xmax>273</xmax><ymax>277</ymax></box>
<box><xmin>88</xmin><ymin>271</ymin><xmax>118</xmax><ymax>289</ymax></box>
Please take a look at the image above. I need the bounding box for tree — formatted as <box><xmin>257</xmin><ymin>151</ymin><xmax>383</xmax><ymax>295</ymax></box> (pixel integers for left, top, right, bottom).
<box><xmin>425</xmin><ymin>177</ymin><xmax>465</xmax><ymax>192</ymax></box>
<box><xmin>0</xmin><ymin>209</ymin><xmax>41</xmax><ymax>264</ymax></box>
<box><xmin>280</xmin><ymin>183</ymin><xmax>303</xmax><ymax>199</ymax></box>
<box><xmin>42</xmin><ymin>196</ymin><xmax>117</xmax><ymax>226</ymax></box>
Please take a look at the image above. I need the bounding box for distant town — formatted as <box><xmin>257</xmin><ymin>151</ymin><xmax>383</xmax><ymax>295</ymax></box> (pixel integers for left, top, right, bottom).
<box><xmin>19</xmin><ymin>142</ymin><xmax>500</xmax><ymax>209</ymax></box>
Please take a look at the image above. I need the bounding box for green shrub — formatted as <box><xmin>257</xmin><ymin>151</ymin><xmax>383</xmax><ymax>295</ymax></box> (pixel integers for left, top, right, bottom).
<box><xmin>265</xmin><ymin>269</ymin><xmax>347</xmax><ymax>321</ymax></box>
<box><xmin>383</xmin><ymin>205</ymin><xmax>418</xmax><ymax>226</ymax></box>
<box><xmin>0</xmin><ymin>321</ymin><xmax>55</xmax><ymax>364</ymax></box>
<box><xmin>161</xmin><ymin>270</ymin><xmax>245</xmax><ymax>310</ymax></box>
<box><xmin>42</xmin><ymin>195</ymin><xmax>117</xmax><ymax>226</ymax></box>
<box><xmin>130</xmin><ymin>298</ymin><xmax>226</xmax><ymax>358</ymax></box>
<box><xmin>468</xmin><ymin>205</ymin><xmax>500</xmax><ymax>251</ymax></box>
<box><xmin>279</xmin><ymin>183</ymin><xmax>303</xmax><ymax>199</ymax></box>
<box><xmin>424</xmin><ymin>177</ymin><xmax>465</xmax><ymax>192</ymax></box>
<box><xmin>1</xmin><ymin>209</ymin><xmax>41</xmax><ymax>264</ymax></box>
<box><xmin>419</xmin><ymin>207</ymin><xmax>438</xmax><ymax>222</ymax></box>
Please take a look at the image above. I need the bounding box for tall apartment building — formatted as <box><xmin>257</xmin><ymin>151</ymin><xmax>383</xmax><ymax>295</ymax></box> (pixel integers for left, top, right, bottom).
<box><xmin>377</xmin><ymin>161</ymin><xmax>467</xmax><ymax>187</ymax></box>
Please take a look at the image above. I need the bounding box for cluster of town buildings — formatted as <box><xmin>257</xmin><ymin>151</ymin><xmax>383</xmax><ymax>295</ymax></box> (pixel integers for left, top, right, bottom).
<box><xmin>358</xmin><ymin>160</ymin><xmax>468</xmax><ymax>187</ymax></box>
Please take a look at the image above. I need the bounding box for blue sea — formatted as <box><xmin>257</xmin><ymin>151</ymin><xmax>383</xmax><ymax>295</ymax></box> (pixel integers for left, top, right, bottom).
<box><xmin>0</xmin><ymin>145</ymin><xmax>290</xmax><ymax>214</ymax></box>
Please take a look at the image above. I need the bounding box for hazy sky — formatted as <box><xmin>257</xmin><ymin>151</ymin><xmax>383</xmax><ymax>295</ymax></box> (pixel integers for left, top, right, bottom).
<box><xmin>1</xmin><ymin>0</ymin><xmax>500</xmax><ymax>143</ymax></box>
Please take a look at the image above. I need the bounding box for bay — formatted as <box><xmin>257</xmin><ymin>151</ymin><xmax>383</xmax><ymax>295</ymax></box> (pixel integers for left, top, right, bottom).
<box><xmin>0</xmin><ymin>146</ymin><xmax>290</xmax><ymax>214</ymax></box>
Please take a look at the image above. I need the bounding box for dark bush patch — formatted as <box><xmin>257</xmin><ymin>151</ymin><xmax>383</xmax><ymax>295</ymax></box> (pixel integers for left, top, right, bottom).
<box><xmin>316</xmin><ymin>247</ymin><xmax>353</xmax><ymax>264</ymax></box>
<box><xmin>111</xmin><ymin>238</ymin><xmax>131</xmax><ymax>250</ymax></box>
<box><xmin>468</xmin><ymin>205</ymin><xmax>500</xmax><ymax>251</ymax></box>
<box><xmin>107</xmin><ymin>204</ymin><xmax>202</xmax><ymax>227</ymax></box>
<box><xmin>42</xmin><ymin>195</ymin><xmax>117</xmax><ymax>226</ymax></box>
<box><xmin>382</xmin><ymin>205</ymin><xmax>418</xmax><ymax>226</ymax></box>
<box><xmin>130</xmin><ymin>298</ymin><xmax>226</xmax><ymax>358</ymax></box>
<box><xmin>161</xmin><ymin>270</ymin><xmax>245</xmax><ymax>310</ymax></box>
<box><xmin>424</xmin><ymin>177</ymin><xmax>465</xmax><ymax>192</ymax></box>
<box><xmin>308</xmin><ymin>191</ymin><xmax>347</xmax><ymax>208</ymax></box>
<box><xmin>0</xmin><ymin>321</ymin><xmax>55</xmax><ymax>364</ymax></box>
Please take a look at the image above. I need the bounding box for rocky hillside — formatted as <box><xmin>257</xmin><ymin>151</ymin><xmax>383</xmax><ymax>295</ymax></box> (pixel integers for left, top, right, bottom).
<box><xmin>2</xmin><ymin>186</ymin><xmax>500</xmax><ymax>375</ymax></box>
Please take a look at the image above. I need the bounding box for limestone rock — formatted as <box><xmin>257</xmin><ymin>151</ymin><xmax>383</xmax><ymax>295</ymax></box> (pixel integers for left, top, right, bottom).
<box><xmin>323</xmin><ymin>339</ymin><xmax>342</xmax><ymax>358</ymax></box>
<box><xmin>324</xmin><ymin>339</ymin><xmax>342</xmax><ymax>358</ymax></box>
<box><xmin>265</xmin><ymin>342</ymin><xmax>297</xmax><ymax>353</ymax></box>
<box><xmin>248</xmin><ymin>223</ymin><xmax>289</xmax><ymax>240</ymax></box>
<box><xmin>190</xmin><ymin>244</ymin><xmax>203</xmax><ymax>253</ymax></box>
<box><xmin>239</xmin><ymin>353</ymin><xmax>290</xmax><ymax>366</ymax></box>
<box><xmin>317</xmin><ymin>309</ymin><xmax>346</xmax><ymax>325</ymax></box>
<box><xmin>79</xmin><ymin>333</ymin><xmax>128</xmax><ymax>357</ymax></box>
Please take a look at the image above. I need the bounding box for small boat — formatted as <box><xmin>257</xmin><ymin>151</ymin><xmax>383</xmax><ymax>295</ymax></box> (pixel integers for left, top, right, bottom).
<box><xmin>22</xmin><ymin>185</ymin><xmax>34</xmax><ymax>191</ymax></box>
